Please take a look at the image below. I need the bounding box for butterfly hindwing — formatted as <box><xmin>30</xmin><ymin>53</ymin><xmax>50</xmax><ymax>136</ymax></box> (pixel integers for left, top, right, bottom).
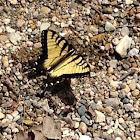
<box><xmin>41</xmin><ymin>30</ymin><xmax>90</xmax><ymax>77</ymax></box>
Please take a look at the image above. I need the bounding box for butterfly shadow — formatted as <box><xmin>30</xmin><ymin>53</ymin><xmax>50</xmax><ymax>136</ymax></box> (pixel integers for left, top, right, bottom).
<box><xmin>39</xmin><ymin>77</ymin><xmax>76</xmax><ymax>106</ymax></box>
<box><xmin>26</xmin><ymin>56</ymin><xmax>76</xmax><ymax>106</ymax></box>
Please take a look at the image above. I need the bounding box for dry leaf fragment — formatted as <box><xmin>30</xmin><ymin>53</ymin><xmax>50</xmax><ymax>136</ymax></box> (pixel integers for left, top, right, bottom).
<box><xmin>42</xmin><ymin>116</ymin><xmax>61</xmax><ymax>139</ymax></box>
<box><xmin>32</xmin><ymin>125</ymin><xmax>46</xmax><ymax>140</ymax></box>
<box><xmin>13</xmin><ymin>131</ymin><xmax>33</xmax><ymax>140</ymax></box>
<box><xmin>91</xmin><ymin>33</ymin><xmax>107</xmax><ymax>42</ymax></box>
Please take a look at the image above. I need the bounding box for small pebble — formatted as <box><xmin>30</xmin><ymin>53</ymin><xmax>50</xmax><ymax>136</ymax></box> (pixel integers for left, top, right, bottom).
<box><xmin>121</xmin><ymin>27</ymin><xmax>129</xmax><ymax>36</ymax></box>
<box><xmin>23</xmin><ymin>119</ymin><xmax>34</xmax><ymax>126</ymax></box>
<box><xmin>118</xmin><ymin>118</ymin><xmax>125</xmax><ymax>124</ymax></box>
<box><xmin>129</xmin><ymin>79</ymin><xmax>137</xmax><ymax>90</ymax></box>
<box><xmin>81</xmin><ymin>116</ymin><xmax>90</xmax><ymax>125</ymax></box>
<box><xmin>11</xmin><ymin>111</ymin><xmax>19</xmax><ymax>118</ymax></box>
<box><xmin>6</xmin><ymin>114</ymin><xmax>13</xmax><ymax>121</ymax></box>
<box><xmin>16</xmin><ymin>19</ymin><xmax>25</xmax><ymax>27</ymax></box>
<box><xmin>13</xmin><ymin>115</ymin><xmax>20</xmax><ymax>122</ymax></box>
<box><xmin>80</xmin><ymin>135</ymin><xmax>91</xmax><ymax>140</ymax></box>
<box><xmin>78</xmin><ymin>105</ymin><xmax>87</xmax><ymax>116</ymax></box>
<box><xmin>105</xmin><ymin>21</ymin><xmax>116</xmax><ymax>32</ymax></box>
<box><xmin>104</xmin><ymin>98</ymin><xmax>119</xmax><ymax>107</ymax></box>
<box><xmin>122</xmin><ymin>98</ymin><xmax>130</xmax><ymax>104</ymax></box>
<box><xmin>95</xmin><ymin>110</ymin><xmax>105</xmax><ymax>122</ymax></box>
<box><xmin>116</xmin><ymin>35</ymin><xmax>132</xmax><ymax>57</ymax></box>
<box><xmin>36</xmin><ymin>116</ymin><xmax>43</xmax><ymax>123</ymax></box>
<box><xmin>112</xmin><ymin>38</ymin><xmax>120</xmax><ymax>45</ymax></box>
<box><xmin>109</xmin><ymin>60</ymin><xmax>118</xmax><ymax>68</ymax></box>
<box><xmin>128</xmin><ymin>48</ymin><xmax>139</xmax><ymax>56</ymax></box>
<box><xmin>79</xmin><ymin>122</ymin><xmax>87</xmax><ymax>134</ymax></box>
<box><xmin>40</xmin><ymin>22</ymin><xmax>50</xmax><ymax>31</ymax></box>
<box><xmin>12</xmin><ymin>128</ymin><xmax>19</xmax><ymax>133</ymax></box>
<box><xmin>124</xmin><ymin>104</ymin><xmax>134</xmax><ymax>112</ymax></box>
<box><xmin>2</xmin><ymin>56</ymin><xmax>9</xmax><ymax>67</ymax></box>
<box><xmin>132</xmin><ymin>89</ymin><xmax>139</xmax><ymax>96</ymax></box>
<box><xmin>74</xmin><ymin>121</ymin><xmax>79</xmax><ymax>129</ymax></box>
<box><xmin>115</xmin><ymin>137</ymin><xmax>122</xmax><ymax>140</ymax></box>
<box><xmin>17</xmin><ymin>106</ymin><xmax>24</xmax><ymax>112</ymax></box>
<box><xmin>0</xmin><ymin>112</ymin><xmax>5</xmax><ymax>119</ymax></box>
<box><xmin>10</xmin><ymin>0</ymin><xmax>18</xmax><ymax>4</ymax></box>
<box><xmin>135</xmin><ymin>13</ymin><xmax>140</xmax><ymax>20</ymax></box>
<box><xmin>125</xmin><ymin>0</ymin><xmax>133</xmax><ymax>5</ymax></box>
<box><xmin>9</xmin><ymin>32</ymin><xmax>21</xmax><ymax>45</ymax></box>
<box><xmin>134</xmin><ymin>112</ymin><xmax>140</xmax><ymax>119</ymax></box>
<box><xmin>0</xmin><ymin>35</ymin><xmax>8</xmax><ymax>42</ymax></box>
<box><xmin>40</xmin><ymin>7</ymin><xmax>51</xmax><ymax>14</ymax></box>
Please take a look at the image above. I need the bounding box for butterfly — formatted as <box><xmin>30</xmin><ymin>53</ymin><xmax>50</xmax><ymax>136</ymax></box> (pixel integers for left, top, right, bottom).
<box><xmin>41</xmin><ymin>30</ymin><xmax>90</xmax><ymax>78</ymax></box>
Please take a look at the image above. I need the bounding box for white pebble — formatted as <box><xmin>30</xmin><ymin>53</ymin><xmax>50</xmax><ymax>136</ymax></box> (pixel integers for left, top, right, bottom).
<box><xmin>0</xmin><ymin>112</ymin><xmax>5</xmax><ymax>119</ymax></box>
<box><xmin>116</xmin><ymin>35</ymin><xmax>132</xmax><ymax>57</ymax></box>
<box><xmin>114</xmin><ymin>8</ymin><xmax>118</xmax><ymax>13</ymax></box>
<box><xmin>80</xmin><ymin>135</ymin><xmax>91</xmax><ymax>140</ymax></box>
<box><xmin>40</xmin><ymin>22</ymin><xmax>50</xmax><ymax>31</ymax></box>
<box><xmin>95</xmin><ymin>110</ymin><xmax>105</xmax><ymax>122</ymax></box>
<box><xmin>12</xmin><ymin>128</ymin><xmax>19</xmax><ymax>133</ymax></box>
<box><xmin>6</xmin><ymin>26</ymin><xmax>15</xmax><ymax>33</ymax></box>
<box><xmin>9</xmin><ymin>32</ymin><xmax>21</xmax><ymax>45</ymax></box>
<box><xmin>13</xmin><ymin>115</ymin><xmax>20</xmax><ymax>122</ymax></box>
<box><xmin>125</xmin><ymin>0</ymin><xmax>133</xmax><ymax>5</ymax></box>
<box><xmin>11</xmin><ymin>111</ymin><xmax>19</xmax><ymax>118</ymax></box>
<box><xmin>3</xmin><ymin>19</ymin><xmax>10</xmax><ymax>24</ymax></box>
<box><xmin>26</xmin><ymin>41</ymin><xmax>33</xmax><ymax>46</ymax></box>
<box><xmin>115</xmin><ymin>137</ymin><xmax>122</xmax><ymax>140</ymax></box>
<box><xmin>10</xmin><ymin>0</ymin><xmax>18</xmax><ymax>4</ymax></box>
<box><xmin>6</xmin><ymin>114</ymin><xmax>13</xmax><ymax>121</ymax></box>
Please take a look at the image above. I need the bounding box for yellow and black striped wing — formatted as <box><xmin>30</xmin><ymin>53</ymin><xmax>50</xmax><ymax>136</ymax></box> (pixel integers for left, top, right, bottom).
<box><xmin>48</xmin><ymin>50</ymin><xmax>90</xmax><ymax>77</ymax></box>
<box><xmin>41</xmin><ymin>30</ymin><xmax>73</xmax><ymax>70</ymax></box>
<box><xmin>41</xmin><ymin>29</ymin><xmax>90</xmax><ymax>77</ymax></box>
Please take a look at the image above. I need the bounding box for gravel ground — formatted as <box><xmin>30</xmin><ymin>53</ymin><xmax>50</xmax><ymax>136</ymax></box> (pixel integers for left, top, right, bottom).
<box><xmin>0</xmin><ymin>0</ymin><xmax>140</xmax><ymax>140</ymax></box>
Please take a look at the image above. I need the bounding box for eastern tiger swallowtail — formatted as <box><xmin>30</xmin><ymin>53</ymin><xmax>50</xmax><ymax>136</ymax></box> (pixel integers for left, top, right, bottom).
<box><xmin>41</xmin><ymin>29</ymin><xmax>90</xmax><ymax>77</ymax></box>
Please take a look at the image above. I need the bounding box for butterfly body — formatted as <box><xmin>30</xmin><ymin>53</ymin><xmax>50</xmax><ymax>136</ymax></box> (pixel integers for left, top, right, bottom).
<box><xmin>41</xmin><ymin>30</ymin><xmax>90</xmax><ymax>77</ymax></box>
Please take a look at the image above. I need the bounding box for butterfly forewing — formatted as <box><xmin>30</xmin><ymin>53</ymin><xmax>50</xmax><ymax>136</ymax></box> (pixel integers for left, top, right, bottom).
<box><xmin>41</xmin><ymin>30</ymin><xmax>90</xmax><ymax>77</ymax></box>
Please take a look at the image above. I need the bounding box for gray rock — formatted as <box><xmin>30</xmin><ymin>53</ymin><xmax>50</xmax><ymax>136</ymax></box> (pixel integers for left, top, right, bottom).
<box><xmin>104</xmin><ymin>98</ymin><xmax>119</xmax><ymax>107</ymax></box>
<box><xmin>81</xmin><ymin>116</ymin><xmax>90</xmax><ymax>125</ymax></box>
<box><xmin>121</xmin><ymin>27</ymin><xmax>129</xmax><ymax>36</ymax></box>
<box><xmin>115</xmin><ymin>35</ymin><xmax>132</xmax><ymax>57</ymax></box>
<box><xmin>122</xmin><ymin>98</ymin><xmax>130</xmax><ymax>104</ymax></box>
<box><xmin>124</xmin><ymin>104</ymin><xmax>134</xmax><ymax>112</ymax></box>
<box><xmin>78</xmin><ymin>105</ymin><xmax>87</xmax><ymax>116</ymax></box>
<box><xmin>17</xmin><ymin>106</ymin><xmax>24</xmax><ymax>112</ymax></box>
<box><xmin>105</xmin><ymin>22</ymin><xmax>116</xmax><ymax>32</ymax></box>
<box><xmin>25</xmin><ymin>100</ymin><xmax>31</xmax><ymax>107</ymax></box>
<box><xmin>91</xmin><ymin>103</ymin><xmax>97</xmax><ymax>110</ymax></box>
